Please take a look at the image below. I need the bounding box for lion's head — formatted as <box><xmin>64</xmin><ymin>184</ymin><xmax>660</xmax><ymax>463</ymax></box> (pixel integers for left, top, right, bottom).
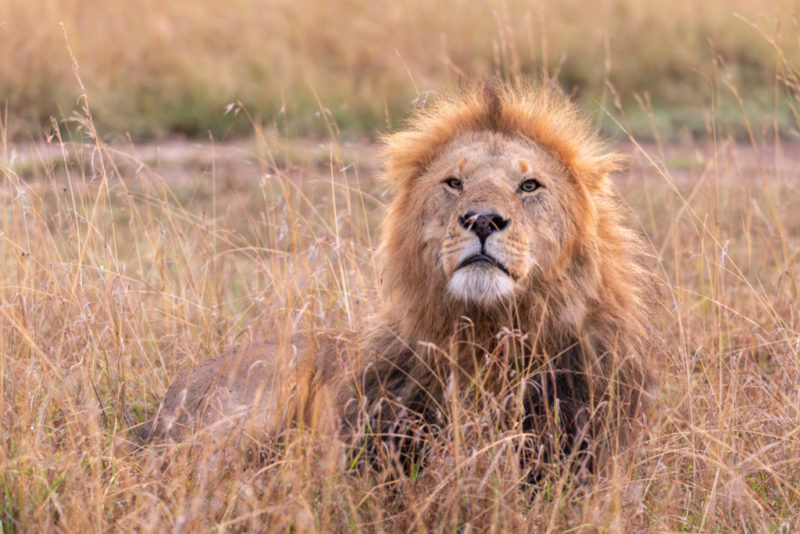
<box><xmin>371</xmin><ymin>81</ymin><xmax>654</xmax><ymax>411</ymax></box>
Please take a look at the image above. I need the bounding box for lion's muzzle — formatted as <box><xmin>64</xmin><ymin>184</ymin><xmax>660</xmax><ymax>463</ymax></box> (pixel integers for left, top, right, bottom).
<box><xmin>458</xmin><ymin>211</ymin><xmax>510</xmax><ymax>244</ymax></box>
<box><xmin>446</xmin><ymin>208</ymin><xmax>519</xmax><ymax>304</ymax></box>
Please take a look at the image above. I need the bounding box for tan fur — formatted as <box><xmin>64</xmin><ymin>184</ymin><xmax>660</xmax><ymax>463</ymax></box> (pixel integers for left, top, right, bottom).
<box><xmin>140</xmin><ymin>334</ymin><xmax>347</xmax><ymax>442</ymax></box>
<box><xmin>144</xmin><ymin>82</ymin><xmax>656</xmax><ymax>468</ymax></box>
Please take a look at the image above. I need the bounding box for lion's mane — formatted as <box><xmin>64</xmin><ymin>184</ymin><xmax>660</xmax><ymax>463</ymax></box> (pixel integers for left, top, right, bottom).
<box><xmin>342</xmin><ymin>82</ymin><xmax>656</xmax><ymax>468</ymax></box>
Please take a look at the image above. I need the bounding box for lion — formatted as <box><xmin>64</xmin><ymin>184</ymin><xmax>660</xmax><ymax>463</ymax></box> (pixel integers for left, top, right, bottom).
<box><xmin>142</xmin><ymin>81</ymin><xmax>656</xmax><ymax>474</ymax></box>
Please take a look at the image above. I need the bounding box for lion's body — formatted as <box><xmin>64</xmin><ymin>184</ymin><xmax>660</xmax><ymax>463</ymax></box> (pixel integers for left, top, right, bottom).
<box><xmin>144</xmin><ymin>82</ymin><xmax>656</xmax><ymax>469</ymax></box>
<box><xmin>142</xmin><ymin>335</ymin><xmax>345</xmax><ymax>442</ymax></box>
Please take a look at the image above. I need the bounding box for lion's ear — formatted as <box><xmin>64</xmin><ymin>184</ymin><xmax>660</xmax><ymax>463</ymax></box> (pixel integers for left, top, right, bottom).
<box><xmin>381</xmin><ymin>130</ymin><xmax>428</xmax><ymax>192</ymax></box>
<box><xmin>575</xmin><ymin>150</ymin><xmax>627</xmax><ymax>192</ymax></box>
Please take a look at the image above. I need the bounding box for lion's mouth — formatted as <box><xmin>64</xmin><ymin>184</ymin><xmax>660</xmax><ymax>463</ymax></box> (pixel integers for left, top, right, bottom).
<box><xmin>456</xmin><ymin>253</ymin><xmax>510</xmax><ymax>276</ymax></box>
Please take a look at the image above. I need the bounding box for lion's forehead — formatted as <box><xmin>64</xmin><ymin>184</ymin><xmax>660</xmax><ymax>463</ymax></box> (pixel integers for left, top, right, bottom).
<box><xmin>431</xmin><ymin>132</ymin><xmax>563</xmax><ymax>177</ymax></box>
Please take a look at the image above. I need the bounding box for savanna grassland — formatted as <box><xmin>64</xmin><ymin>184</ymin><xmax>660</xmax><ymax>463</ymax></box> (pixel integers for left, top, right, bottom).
<box><xmin>1</xmin><ymin>0</ymin><xmax>800</xmax><ymax>532</ymax></box>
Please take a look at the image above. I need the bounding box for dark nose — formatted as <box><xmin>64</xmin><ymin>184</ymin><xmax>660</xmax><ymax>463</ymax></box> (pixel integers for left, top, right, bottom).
<box><xmin>458</xmin><ymin>211</ymin><xmax>510</xmax><ymax>244</ymax></box>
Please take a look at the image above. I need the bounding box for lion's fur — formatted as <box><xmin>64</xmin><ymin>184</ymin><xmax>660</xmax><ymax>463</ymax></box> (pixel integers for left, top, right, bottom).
<box><xmin>146</xmin><ymin>82</ymin><xmax>656</xmax><ymax>471</ymax></box>
<box><xmin>343</xmin><ymin>82</ymin><xmax>656</xmax><ymax>465</ymax></box>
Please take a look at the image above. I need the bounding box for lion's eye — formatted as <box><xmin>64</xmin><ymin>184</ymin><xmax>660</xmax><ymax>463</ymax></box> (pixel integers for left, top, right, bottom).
<box><xmin>444</xmin><ymin>177</ymin><xmax>463</xmax><ymax>191</ymax></box>
<box><xmin>519</xmin><ymin>178</ymin><xmax>542</xmax><ymax>193</ymax></box>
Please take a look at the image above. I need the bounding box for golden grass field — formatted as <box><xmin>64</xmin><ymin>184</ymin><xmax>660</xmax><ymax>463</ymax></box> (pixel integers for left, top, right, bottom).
<box><xmin>1</xmin><ymin>0</ymin><xmax>800</xmax><ymax>532</ymax></box>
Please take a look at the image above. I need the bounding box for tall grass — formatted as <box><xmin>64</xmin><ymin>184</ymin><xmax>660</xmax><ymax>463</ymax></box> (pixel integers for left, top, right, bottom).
<box><xmin>1</xmin><ymin>4</ymin><xmax>800</xmax><ymax>532</ymax></box>
<box><xmin>1</xmin><ymin>0</ymin><xmax>797</xmax><ymax>140</ymax></box>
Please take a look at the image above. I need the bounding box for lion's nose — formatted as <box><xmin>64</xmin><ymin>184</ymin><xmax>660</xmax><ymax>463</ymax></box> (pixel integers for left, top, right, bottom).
<box><xmin>458</xmin><ymin>211</ymin><xmax>510</xmax><ymax>244</ymax></box>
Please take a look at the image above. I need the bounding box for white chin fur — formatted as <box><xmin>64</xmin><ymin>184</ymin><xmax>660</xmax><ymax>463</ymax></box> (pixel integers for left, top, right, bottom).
<box><xmin>447</xmin><ymin>267</ymin><xmax>515</xmax><ymax>304</ymax></box>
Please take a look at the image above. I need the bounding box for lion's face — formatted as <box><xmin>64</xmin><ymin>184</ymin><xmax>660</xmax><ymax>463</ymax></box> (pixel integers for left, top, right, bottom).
<box><xmin>412</xmin><ymin>131</ymin><xmax>577</xmax><ymax>305</ymax></box>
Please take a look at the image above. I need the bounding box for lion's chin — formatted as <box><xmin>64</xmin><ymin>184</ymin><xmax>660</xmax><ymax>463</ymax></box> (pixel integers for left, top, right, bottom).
<box><xmin>447</xmin><ymin>266</ymin><xmax>516</xmax><ymax>305</ymax></box>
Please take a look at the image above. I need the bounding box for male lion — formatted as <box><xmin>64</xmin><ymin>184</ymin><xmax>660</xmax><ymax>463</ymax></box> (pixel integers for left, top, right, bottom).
<box><xmin>143</xmin><ymin>82</ymin><xmax>656</xmax><ymax>474</ymax></box>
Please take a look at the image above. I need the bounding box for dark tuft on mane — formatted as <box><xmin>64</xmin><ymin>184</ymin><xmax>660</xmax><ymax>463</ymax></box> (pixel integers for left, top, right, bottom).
<box><xmin>480</xmin><ymin>79</ymin><xmax>503</xmax><ymax>131</ymax></box>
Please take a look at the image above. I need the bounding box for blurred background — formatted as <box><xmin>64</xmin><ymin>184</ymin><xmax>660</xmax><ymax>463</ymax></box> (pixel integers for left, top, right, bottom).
<box><xmin>1</xmin><ymin>0</ymin><xmax>797</xmax><ymax>142</ymax></box>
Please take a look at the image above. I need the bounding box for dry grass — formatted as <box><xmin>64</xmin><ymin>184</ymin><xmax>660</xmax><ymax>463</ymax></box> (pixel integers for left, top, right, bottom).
<box><xmin>1</xmin><ymin>0</ymin><xmax>797</xmax><ymax>139</ymax></box>
<box><xmin>2</xmin><ymin>2</ymin><xmax>800</xmax><ymax>532</ymax></box>
<box><xmin>2</xmin><ymin>98</ymin><xmax>799</xmax><ymax>532</ymax></box>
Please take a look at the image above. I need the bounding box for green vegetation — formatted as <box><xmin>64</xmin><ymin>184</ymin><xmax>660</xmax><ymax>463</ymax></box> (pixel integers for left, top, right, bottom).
<box><xmin>1</xmin><ymin>0</ymin><xmax>798</xmax><ymax>141</ymax></box>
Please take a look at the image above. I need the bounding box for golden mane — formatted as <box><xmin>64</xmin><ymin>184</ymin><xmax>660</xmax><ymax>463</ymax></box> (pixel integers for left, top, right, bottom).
<box><xmin>351</xmin><ymin>82</ymin><xmax>657</xmax><ymax>466</ymax></box>
<box><xmin>382</xmin><ymin>82</ymin><xmax>625</xmax><ymax>194</ymax></box>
